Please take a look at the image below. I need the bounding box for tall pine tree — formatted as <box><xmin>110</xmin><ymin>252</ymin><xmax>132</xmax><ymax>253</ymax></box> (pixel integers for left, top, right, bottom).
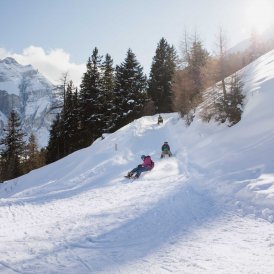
<box><xmin>46</xmin><ymin>81</ymin><xmax>81</xmax><ymax>163</ymax></box>
<box><xmin>214</xmin><ymin>73</ymin><xmax>245</xmax><ymax>126</ymax></box>
<box><xmin>78</xmin><ymin>47</ymin><xmax>104</xmax><ymax>146</ymax></box>
<box><xmin>114</xmin><ymin>49</ymin><xmax>147</xmax><ymax>129</ymax></box>
<box><xmin>0</xmin><ymin>110</ymin><xmax>25</xmax><ymax>180</ymax></box>
<box><xmin>62</xmin><ymin>81</ymin><xmax>81</xmax><ymax>153</ymax></box>
<box><xmin>148</xmin><ymin>38</ymin><xmax>177</xmax><ymax>113</ymax></box>
<box><xmin>100</xmin><ymin>53</ymin><xmax>117</xmax><ymax>133</ymax></box>
<box><xmin>46</xmin><ymin>113</ymin><xmax>64</xmax><ymax>163</ymax></box>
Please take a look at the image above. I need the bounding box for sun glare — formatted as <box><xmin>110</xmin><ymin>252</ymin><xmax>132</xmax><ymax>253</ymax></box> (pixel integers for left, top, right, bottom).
<box><xmin>244</xmin><ymin>0</ymin><xmax>274</xmax><ymax>33</ymax></box>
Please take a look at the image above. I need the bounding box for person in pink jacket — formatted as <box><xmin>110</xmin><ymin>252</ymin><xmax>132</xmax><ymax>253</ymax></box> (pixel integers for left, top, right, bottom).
<box><xmin>125</xmin><ymin>155</ymin><xmax>154</xmax><ymax>179</ymax></box>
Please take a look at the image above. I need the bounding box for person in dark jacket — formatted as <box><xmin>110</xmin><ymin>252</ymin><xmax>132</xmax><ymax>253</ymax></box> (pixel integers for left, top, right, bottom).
<box><xmin>158</xmin><ymin>114</ymin><xmax>163</xmax><ymax>125</ymax></box>
<box><xmin>126</xmin><ymin>155</ymin><xmax>154</xmax><ymax>179</ymax></box>
<box><xmin>161</xmin><ymin>141</ymin><xmax>172</xmax><ymax>158</ymax></box>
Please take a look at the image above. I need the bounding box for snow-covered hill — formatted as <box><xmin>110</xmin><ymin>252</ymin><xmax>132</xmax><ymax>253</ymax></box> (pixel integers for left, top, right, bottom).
<box><xmin>0</xmin><ymin>57</ymin><xmax>59</xmax><ymax>147</ymax></box>
<box><xmin>0</xmin><ymin>51</ymin><xmax>274</xmax><ymax>273</ymax></box>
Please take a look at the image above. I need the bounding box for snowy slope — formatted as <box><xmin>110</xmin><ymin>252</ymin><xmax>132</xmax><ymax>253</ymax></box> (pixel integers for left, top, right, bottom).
<box><xmin>0</xmin><ymin>51</ymin><xmax>274</xmax><ymax>273</ymax></box>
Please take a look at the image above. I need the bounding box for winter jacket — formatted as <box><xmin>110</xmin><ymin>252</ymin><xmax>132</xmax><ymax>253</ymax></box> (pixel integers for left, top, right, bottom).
<box><xmin>162</xmin><ymin>144</ymin><xmax>170</xmax><ymax>152</ymax></box>
<box><xmin>142</xmin><ymin>156</ymin><xmax>154</xmax><ymax>169</ymax></box>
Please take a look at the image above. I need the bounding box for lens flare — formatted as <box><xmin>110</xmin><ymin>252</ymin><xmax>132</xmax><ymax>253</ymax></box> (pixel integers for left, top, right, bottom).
<box><xmin>244</xmin><ymin>0</ymin><xmax>274</xmax><ymax>33</ymax></box>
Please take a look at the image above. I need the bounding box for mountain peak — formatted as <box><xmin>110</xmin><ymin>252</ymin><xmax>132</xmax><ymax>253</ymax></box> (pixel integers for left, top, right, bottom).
<box><xmin>0</xmin><ymin>56</ymin><xmax>59</xmax><ymax>147</ymax></box>
<box><xmin>0</xmin><ymin>57</ymin><xmax>19</xmax><ymax>65</ymax></box>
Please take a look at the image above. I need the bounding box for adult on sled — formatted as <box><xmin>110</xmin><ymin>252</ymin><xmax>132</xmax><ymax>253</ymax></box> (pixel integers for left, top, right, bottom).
<box><xmin>125</xmin><ymin>155</ymin><xmax>154</xmax><ymax>179</ymax></box>
<box><xmin>161</xmin><ymin>141</ymin><xmax>172</xmax><ymax>158</ymax></box>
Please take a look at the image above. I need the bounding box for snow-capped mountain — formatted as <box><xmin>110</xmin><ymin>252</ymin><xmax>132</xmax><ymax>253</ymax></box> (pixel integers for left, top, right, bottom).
<box><xmin>0</xmin><ymin>50</ymin><xmax>274</xmax><ymax>273</ymax></box>
<box><xmin>0</xmin><ymin>57</ymin><xmax>59</xmax><ymax>147</ymax></box>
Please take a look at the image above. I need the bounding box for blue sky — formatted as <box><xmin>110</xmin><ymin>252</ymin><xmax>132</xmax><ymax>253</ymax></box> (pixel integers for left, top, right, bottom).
<box><xmin>1</xmin><ymin>0</ymin><xmax>273</xmax><ymax>85</ymax></box>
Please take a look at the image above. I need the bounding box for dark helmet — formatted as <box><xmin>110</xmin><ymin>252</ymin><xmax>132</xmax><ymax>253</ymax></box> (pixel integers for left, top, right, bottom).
<box><xmin>164</xmin><ymin>141</ymin><xmax>168</xmax><ymax>144</ymax></box>
<box><xmin>141</xmin><ymin>155</ymin><xmax>146</xmax><ymax>160</ymax></box>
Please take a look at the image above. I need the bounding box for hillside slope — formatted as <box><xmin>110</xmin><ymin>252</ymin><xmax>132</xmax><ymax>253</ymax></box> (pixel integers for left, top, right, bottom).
<box><xmin>0</xmin><ymin>51</ymin><xmax>274</xmax><ymax>273</ymax></box>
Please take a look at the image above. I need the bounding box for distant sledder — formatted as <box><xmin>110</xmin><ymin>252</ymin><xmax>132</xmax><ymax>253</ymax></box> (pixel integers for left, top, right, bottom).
<box><xmin>125</xmin><ymin>155</ymin><xmax>154</xmax><ymax>179</ymax></box>
<box><xmin>157</xmin><ymin>114</ymin><xmax>163</xmax><ymax>125</ymax></box>
<box><xmin>161</xmin><ymin>141</ymin><xmax>172</xmax><ymax>158</ymax></box>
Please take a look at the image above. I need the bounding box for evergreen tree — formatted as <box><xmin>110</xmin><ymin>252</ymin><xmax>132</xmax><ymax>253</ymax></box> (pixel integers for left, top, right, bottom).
<box><xmin>78</xmin><ymin>47</ymin><xmax>104</xmax><ymax>146</ymax></box>
<box><xmin>114</xmin><ymin>49</ymin><xmax>147</xmax><ymax>129</ymax></box>
<box><xmin>0</xmin><ymin>156</ymin><xmax>4</xmax><ymax>182</ymax></box>
<box><xmin>100</xmin><ymin>54</ymin><xmax>117</xmax><ymax>133</ymax></box>
<box><xmin>46</xmin><ymin>81</ymin><xmax>81</xmax><ymax>163</ymax></box>
<box><xmin>148</xmin><ymin>38</ymin><xmax>177</xmax><ymax>113</ymax></box>
<box><xmin>214</xmin><ymin>73</ymin><xmax>245</xmax><ymax>126</ymax></box>
<box><xmin>0</xmin><ymin>110</ymin><xmax>26</xmax><ymax>180</ymax></box>
<box><xmin>101</xmin><ymin>54</ymin><xmax>115</xmax><ymax>93</ymax></box>
<box><xmin>70</xmin><ymin>87</ymin><xmax>81</xmax><ymax>150</ymax></box>
<box><xmin>81</xmin><ymin>47</ymin><xmax>102</xmax><ymax>90</ymax></box>
<box><xmin>62</xmin><ymin>81</ymin><xmax>80</xmax><ymax>154</ymax></box>
<box><xmin>46</xmin><ymin>113</ymin><xmax>64</xmax><ymax>163</ymax></box>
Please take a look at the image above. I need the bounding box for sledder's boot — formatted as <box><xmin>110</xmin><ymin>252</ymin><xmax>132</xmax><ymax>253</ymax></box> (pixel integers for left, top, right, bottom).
<box><xmin>133</xmin><ymin>174</ymin><xmax>140</xmax><ymax>179</ymax></box>
<box><xmin>125</xmin><ymin>172</ymin><xmax>134</xmax><ymax>178</ymax></box>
